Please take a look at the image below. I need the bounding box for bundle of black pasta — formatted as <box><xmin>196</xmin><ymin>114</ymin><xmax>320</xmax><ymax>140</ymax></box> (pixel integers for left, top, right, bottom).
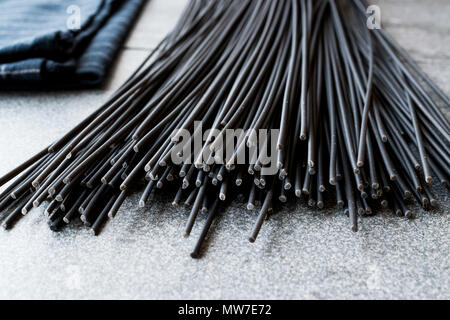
<box><xmin>0</xmin><ymin>0</ymin><xmax>448</xmax><ymax>258</ymax></box>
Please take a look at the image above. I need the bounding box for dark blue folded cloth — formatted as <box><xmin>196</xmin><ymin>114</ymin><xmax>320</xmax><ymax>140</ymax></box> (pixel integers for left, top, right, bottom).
<box><xmin>0</xmin><ymin>0</ymin><xmax>145</xmax><ymax>88</ymax></box>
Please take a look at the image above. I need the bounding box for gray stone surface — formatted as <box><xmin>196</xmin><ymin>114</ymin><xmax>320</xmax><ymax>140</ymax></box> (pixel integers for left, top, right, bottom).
<box><xmin>0</xmin><ymin>0</ymin><xmax>448</xmax><ymax>300</ymax></box>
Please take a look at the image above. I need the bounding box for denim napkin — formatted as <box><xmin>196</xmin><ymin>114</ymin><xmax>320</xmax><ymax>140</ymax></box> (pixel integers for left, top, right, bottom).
<box><xmin>0</xmin><ymin>0</ymin><xmax>145</xmax><ymax>88</ymax></box>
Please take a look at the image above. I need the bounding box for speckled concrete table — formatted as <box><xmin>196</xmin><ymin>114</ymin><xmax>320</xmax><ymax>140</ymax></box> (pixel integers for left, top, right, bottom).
<box><xmin>0</xmin><ymin>0</ymin><xmax>448</xmax><ymax>300</ymax></box>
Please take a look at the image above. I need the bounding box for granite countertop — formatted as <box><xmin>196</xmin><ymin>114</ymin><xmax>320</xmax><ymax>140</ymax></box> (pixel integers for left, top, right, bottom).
<box><xmin>0</xmin><ymin>0</ymin><xmax>448</xmax><ymax>299</ymax></box>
